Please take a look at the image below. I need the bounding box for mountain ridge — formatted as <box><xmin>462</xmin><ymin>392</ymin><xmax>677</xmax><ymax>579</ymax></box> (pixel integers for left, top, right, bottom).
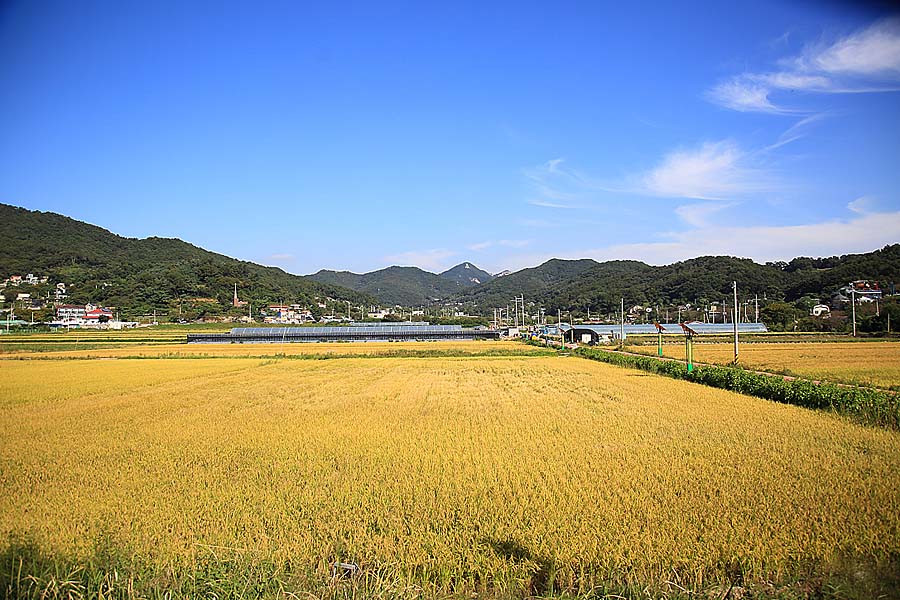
<box><xmin>0</xmin><ymin>203</ymin><xmax>375</xmax><ymax>318</ymax></box>
<box><xmin>452</xmin><ymin>249</ymin><xmax>900</xmax><ymax>315</ymax></box>
<box><xmin>3</xmin><ymin>203</ymin><xmax>898</xmax><ymax>317</ymax></box>
<box><xmin>308</xmin><ymin>262</ymin><xmax>491</xmax><ymax>306</ymax></box>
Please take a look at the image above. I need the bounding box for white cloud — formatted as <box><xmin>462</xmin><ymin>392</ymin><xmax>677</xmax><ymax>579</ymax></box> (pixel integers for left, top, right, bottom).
<box><xmin>578</xmin><ymin>210</ymin><xmax>900</xmax><ymax>265</ymax></box>
<box><xmin>801</xmin><ymin>18</ymin><xmax>900</xmax><ymax>76</ymax></box>
<box><xmin>523</xmin><ymin>158</ymin><xmax>593</xmax><ymax>207</ymax></box>
<box><xmin>382</xmin><ymin>248</ymin><xmax>457</xmax><ymax>272</ymax></box>
<box><xmin>528</xmin><ymin>199</ymin><xmax>578</xmax><ymax>208</ymax></box>
<box><xmin>674</xmin><ymin>202</ymin><xmax>733</xmax><ymax>227</ymax></box>
<box><xmin>492</xmin><ymin>207</ymin><xmax>900</xmax><ymax>273</ymax></box>
<box><xmin>466</xmin><ymin>239</ymin><xmax>530</xmax><ymax>251</ymax></box>
<box><xmin>517</xmin><ymin>217</ymin><xmax>560</xmax><ymax>228</ymax></box>
<box><xmin>264</xmin><ymin>253</ymin><xmax>296</xmax><ymax>266</ymax></box>
<box><xmin>709</xmin><ymin>17</ymin><xmax>900</xmax><ymax>113</ymax></box>
<box><xmin>758</xmin><ymin>72</ymin><xmax>833</xmax><ymax>90</ymax></box>
<box><xmin>466</xmin><ymin>241</ymin><xmax>492</xmax><ymax>251</ymax></box>
<box><xmin>706</xmin><ymin>80</ymin><xmax>787</xmax><ymax>114</ymax></box>
<box><xmin>847</xmin><ymin>196</ymin><xmax>879</xmax><ymax>214</ymax></box>
<box><xmin>637</xmin><ymin>140</ymin><xmax>773</xmax><ymax>200</ymax></box>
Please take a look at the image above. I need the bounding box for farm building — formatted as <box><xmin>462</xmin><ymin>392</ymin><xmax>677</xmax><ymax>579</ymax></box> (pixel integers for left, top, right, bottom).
<box><xmin>552</xmin><ymin>322</ymin><xmax>768</xmax><ymax>343</ymax></box>
<box><xmin>187</xmin><ymin>324</ymin><xmax>500</xmax><ymax>344</ymax></box>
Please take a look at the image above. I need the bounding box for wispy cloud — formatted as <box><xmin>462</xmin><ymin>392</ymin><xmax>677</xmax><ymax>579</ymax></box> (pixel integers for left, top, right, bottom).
<box><xmin>708</xmin><ymin>17</ymin><xmax>900</xmax><ymax>114</ymax></box>
<box><xmin>846</xmin><ymin>195</ymin><xmax>882</xmax><ymax>215</ymax></box>
<box><xmin>794</xmin><ymin>18</ymin><xmax>900</xmax><ymax>76</ymax></box>
<box><xmin>517</xmin><ymin>217</ymin><xmax>560</xmax><ymax>229</ymax></box>
<box><xmin>636</xmin><ymin>140</ymin><xmax>775</xmax><ymax>200</ymax></box>
<box><xmin>674</xmin><ymin>202</ymin><xmax>735</xmax><ymax>227</ymax></box>
<box><xmin>382</xmin><ymin>248</ymin><xmax>457</xmax><ymax>271</ymax></box>
<box><xmin>707</xmin><ymin>79</ymin><xmax>794</xmax><ymax>114</ymax></box>
<box><xmin>528</xmin><ymin>199</ymin><xmax>578</xmax><ymax>209</ymax></box>
<box><xmin>467</xmin><ymin>239</ymin><xmax>531</xmax><ymax>251</ymax></box>
<box><xmin>578</xmin><ymin>210</ymin><xmax>900</xmax><ymax>265</ymax></box>
<box><xmin>523</xmin><ymin>158</ymin><xmax>592</xmax><ymax>208</ymax></box>
<box><xmin>264</xmin><ymin>253</ymin><xmax>296</xmax><ymax>266</ymax></box>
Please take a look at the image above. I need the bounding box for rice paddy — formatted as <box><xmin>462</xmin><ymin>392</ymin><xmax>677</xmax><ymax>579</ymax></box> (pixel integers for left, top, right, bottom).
<box><xmin>2</xmin><ymin>350</ymin><xmax>899</xmax><ymax>598</ymax></box>
<box><xmin>633</xmin><ymin>340</ymin><xmax>900</xmax><ymax>389</ymax></box>
<box><xmin>1</xmin><ymin>339</ymin><xmax>549</xmax><ymax>359</ymax></box>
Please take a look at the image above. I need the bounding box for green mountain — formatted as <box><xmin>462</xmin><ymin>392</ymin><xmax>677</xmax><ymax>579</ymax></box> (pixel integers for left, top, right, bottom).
<box><xmin>4</xmin><ymin>203</ymin><xmax>896</xmax><ymax>319</ymax></box>
<box><xmin>309</xmin><ymin>264</ymin><xmax>482</xmax><ymax>306</ymax></box>
<box><xmin>439</xmin><ymin>262</ymin><xmax>494</xmax><ymax>286</ymax></box>
<box><xmin>452</xmin><ymin>248</ymin><xmax>900</xmax><ymax>316</ymax></box>
<box><xmin>0</xmin><ymin>203</ymin><xmax>374</xmax><ymax>317</ymax></box>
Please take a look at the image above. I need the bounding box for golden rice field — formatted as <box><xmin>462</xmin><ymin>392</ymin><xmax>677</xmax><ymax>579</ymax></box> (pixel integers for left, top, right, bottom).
<box><xmin>1</xmin><ymin>340</ymin><xmax>546</xmax><ymax>359</ymax></box>
<box><xmin>636</xmin><ymin>341</ymin><xmax>900</xmax><ymax>389</ymax></box>
<box><xmin>2</xmin><ymin>353</ymin><xmax>899</xmax><ymax>598</ymax></box>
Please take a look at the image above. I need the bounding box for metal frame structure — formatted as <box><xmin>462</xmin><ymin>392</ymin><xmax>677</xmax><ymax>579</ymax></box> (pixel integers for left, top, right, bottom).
<box><xmin>187</xmin><ymin>325</ymin><xmax>500</xmax><ymax>344</ymax></box>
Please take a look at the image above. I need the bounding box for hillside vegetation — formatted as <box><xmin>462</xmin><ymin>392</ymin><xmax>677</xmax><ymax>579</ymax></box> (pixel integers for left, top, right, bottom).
<box><xmin>456</xmin><ymin>248</ymin><xmax>900</xmax><ymax>314</ymax></box>
<box><xmin>309</xmin><ymin>265</ymin><xmax>471</xmax><ymax>306</ymax></box>
<box><xmin>309</xmin><ymin>262</ymin><xmax>493</xmax><ymax>306</ymax></box>
<box><xmin>0</xmin><ymin>204</ymin><xmax>373</xmax><ymax>317</ymax></box>
<box><xmin>3</xmin><ymin>203</ymin><xmax>898</xmax><ymax>317</ymax></box>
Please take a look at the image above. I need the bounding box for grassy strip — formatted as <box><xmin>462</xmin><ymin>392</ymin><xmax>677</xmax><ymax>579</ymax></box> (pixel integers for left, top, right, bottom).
<box><xmin>575</xmin><ymin>347</ymin><xmax>900</xmax><ymax>430</ymax></box>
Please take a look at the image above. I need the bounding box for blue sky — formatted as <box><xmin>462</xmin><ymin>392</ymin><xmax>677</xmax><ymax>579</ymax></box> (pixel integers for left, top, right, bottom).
<box><xmin>1</xmin><ymin>1</ymin><xmax>898</xmax><ymax>275</ymax></box>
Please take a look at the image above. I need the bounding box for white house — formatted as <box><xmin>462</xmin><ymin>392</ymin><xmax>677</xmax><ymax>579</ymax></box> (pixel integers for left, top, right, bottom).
<box><xmin>811</xmin><ymin>304</ymin><xmax>830</xmax><ymax>317</ymax></box>
<box><xmin>57</xmin><ymin>304</ymin><xmax>87</xmax><ymax>321</ymax></box>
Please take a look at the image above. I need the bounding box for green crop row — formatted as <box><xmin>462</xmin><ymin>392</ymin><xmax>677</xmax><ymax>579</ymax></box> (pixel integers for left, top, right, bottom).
<box><xmin>575</xmin><ymin>347</ymin><xmax>900</xmax><ymax>430</ymax></box>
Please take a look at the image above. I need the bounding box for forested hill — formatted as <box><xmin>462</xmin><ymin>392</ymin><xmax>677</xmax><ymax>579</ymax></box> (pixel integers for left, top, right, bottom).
<box><xmin>439</xmin><ymin>262</ymin><xmax>493</xmax><ymax>286</ymax></box>
<box><xmin>4</xmin><ymin>203</ymin><xmax>897</xmax><ymax>317</ymax></box>
<box><xmin>309</xmin><ymin>263</ymin><xmax>488</xmax><ymax>306</ymax></box>
<box><xmin>452</xmin><ymin>247</ymin><xmax>900</xmax><ymax>314</ymax></box>
<box><xmin>0</xmin><ymin>203</ymin><xmax>374</xmax><ymax>316</ymax></box>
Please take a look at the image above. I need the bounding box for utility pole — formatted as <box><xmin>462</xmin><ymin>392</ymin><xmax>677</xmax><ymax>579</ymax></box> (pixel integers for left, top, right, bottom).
<box><xmin>851</xmin><ymin>289</ymin><xmax>857</xmax><ymax>337</ymax></box>
<box><xmin>620</xmin><ymin>297</ymin><xmax>625</xmax><ymax>344</ymax></box>
<box><xmin>557</xmin><ymin>308</ymin><xmax>562</xmax><ymax>346</ymax></box>
<box><xmin>732</xmin><ymin>281</ymin><xmax>739</xmax><ymax>363</ymax></box>
<box><xmin>755</xmin><ymin>294</ymin><xmax>759</xmax><ymax>323</ymax></box>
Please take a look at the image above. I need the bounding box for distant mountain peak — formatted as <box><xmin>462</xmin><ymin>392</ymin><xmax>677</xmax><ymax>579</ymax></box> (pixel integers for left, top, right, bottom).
<box><xmin>439</xmin><ymin>262</ymin><xmax>493</xmax><ymax>287</ymax></box>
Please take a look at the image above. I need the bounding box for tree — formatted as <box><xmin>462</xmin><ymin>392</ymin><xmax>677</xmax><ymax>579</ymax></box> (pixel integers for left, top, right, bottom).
<box><xmin>761</xmin><ymin>301</ymin><xmax>803</xmax><ymax>331</ymax></box>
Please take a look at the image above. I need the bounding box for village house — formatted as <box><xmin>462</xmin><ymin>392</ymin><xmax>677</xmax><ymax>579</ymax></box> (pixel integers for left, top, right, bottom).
<box><xmin>84</xmin><ymin>307</ymin><xmax>114</xmax><ymax>323</ymax></box>
<box><xmin>56</xmin><ymin>304</ymin><xmax>87</xmax><ymax>321</ymax></box>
